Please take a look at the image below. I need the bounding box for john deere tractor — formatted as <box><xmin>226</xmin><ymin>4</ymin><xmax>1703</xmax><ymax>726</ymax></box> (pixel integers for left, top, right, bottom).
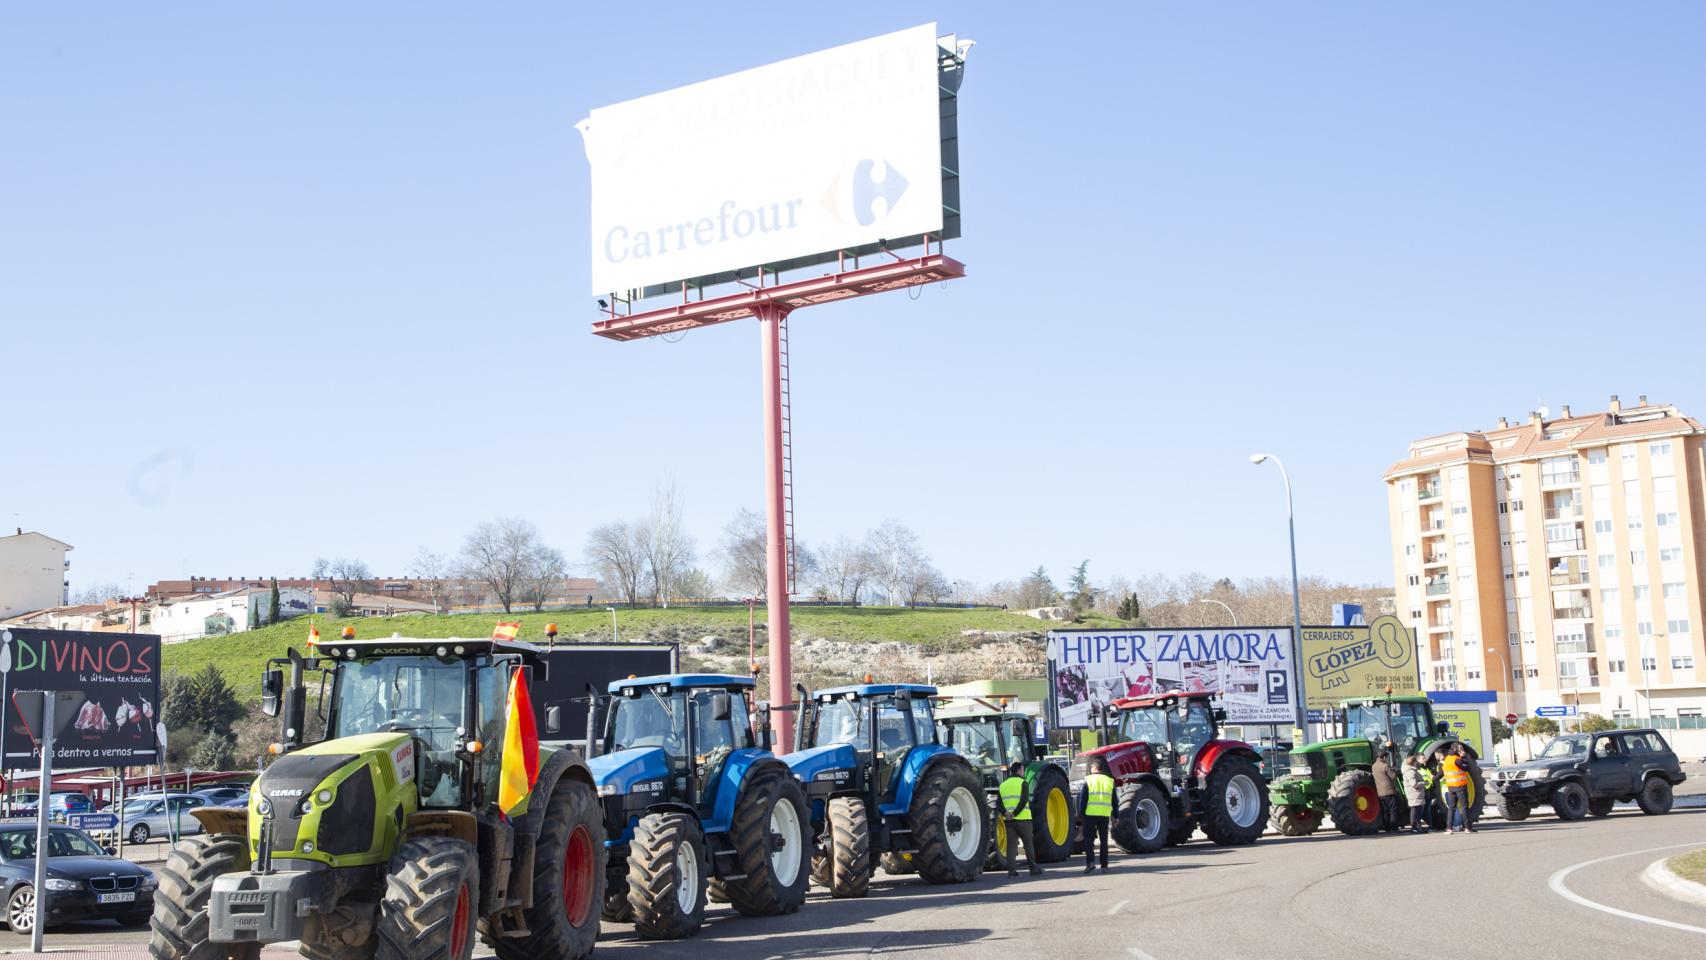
<box><xmin>149</xmin><ymin>637</ymin><xmax>605</xmax><ymax>960</ymax></box>
<box><xmin>783</xmin><ymin>683</ymin><xmax>987</xmax><ymax>897</ymax></box>
<box><xmin>1267</xmin><ymin>694</ymin><xmax>1485</xmax><ymax>836</ymax></box>
<box><xmin>1071</xmin><ymin>692</ymin><xmax>1268</xmax><ymax>852</ymax></box>
<box><xmin>586</xmin><ymin>673</ymin><xmax>808</xmax><ymax>940</ymax></box>
<box><xmin>935</xmin><ymin>708</ymin><xmax>1074</xmax><ymax>870</ymax></box>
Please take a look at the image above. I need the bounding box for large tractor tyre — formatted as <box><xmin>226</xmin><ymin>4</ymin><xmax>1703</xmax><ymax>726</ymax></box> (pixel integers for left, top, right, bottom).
<box><xmin>494</xmin><ymin>777</ymin><xmax>605</xmax><ymax>960</ymax></box>
<box><xmin>1494</xmin><ymin>797</ymin><xmax>1531</xmax><ymax>822</ymax></box>
<box><xmin>375</xmin><ymin>836</ymin><xmax>480</xmax><ymax>960</ymax></box>
<box><xmin>984</xmin><ymin>814</ymin><xmax>1010</xmax><ymax>872</ymax></box>
<box><xmin>880</xmin><ymin>851</ymin><xmax>917</xmax><ymax>875</ymax></box>
<box><xmin>818</xmin><ymin>796</ymin><xmax>870</xmax><ymax>898</ymax></box>
<box><xmin>722</xmin><ymin>768</ymin><xmax>810</xmax><ymax>918</ymax></box>
<box><xmin>908</xmin><ymin>762</ymin><xmax>987</xmax><ymax>885</ymax></box>
<box><xmin>1201</xmin><ymin>756</ymin><xmax>1269</xmax><ymax>846</ymax></box>
<box><xmin>1271</xmin><ymin>805</ymin><xmax>1322</xmax><ymax>837</ymax></box>
<box><xmin>1029</xmin><ymin>766</ymin><xmax>1076</xmax><ymax>863</ymax></box>
<box><xmin>1428</xmin><ymin>759</ymin><xmax>1487</xmax><ymax>828</ymax></box>
<box><xmin>626</xmin><ymin>812</ymin><xmax>708</xmax><ymax>941</ymax></box>
<box><xmin>148</xmin><ymin>834</ymin><xmax>260</xmax><ymax>960</ymax></box>
<box><xmin>1327</xmin><ymin>769</ymin><xmax>1383</xmax><ymax>836</ymax></box>
<box><xmin>602</xmin><ymin>881</ymin><xmax>635</xmax><ymax>923</ymax></box>
<box><xmin>1551</xmin><ymin>781</ymin><xmax>1590</xmax><ymax>821</ymax></box>
<box><xmin>298</xmin><ymin>906</ymin><xmax>377</xmax><ymax>960</ymax></box>
<box><xmin>1111</xmin><ymin>782</ymin><xmax>1168</xmax><ymax>854</ymax></box>
<box><xmin>1638</xmin><ymin>776</ymin><xmax>1674</xmax><ymax>815</ymax></box>
<box><xmin>1165</xmin><ymin>818</ymin><xmax>1197</xmax><ymax>847</ymax></box>
<box><xmin>1587</xmin><ymin>798</ymin><xmax>1615</xmax><ymax>818</ymax></box>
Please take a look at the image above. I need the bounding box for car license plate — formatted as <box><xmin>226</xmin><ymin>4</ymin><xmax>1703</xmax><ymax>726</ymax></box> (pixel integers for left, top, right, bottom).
<box><xmin>98</xmin><ymin>892</ymin><xmax>136</xmax><ymax>904</ymax></box>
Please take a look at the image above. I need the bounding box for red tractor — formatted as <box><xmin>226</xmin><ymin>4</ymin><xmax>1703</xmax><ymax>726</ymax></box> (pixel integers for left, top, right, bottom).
<box><xmin>1070</xmin><ymin>692</ymin><xmax>1269</xmax><ymax>852</ymax></box>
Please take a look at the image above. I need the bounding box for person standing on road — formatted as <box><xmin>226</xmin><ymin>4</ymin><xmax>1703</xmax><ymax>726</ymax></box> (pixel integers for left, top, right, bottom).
<box><xmin>1079</xmin><ymin>758</ymin><xmax>1119</xmax><ymax>873</ymax></box>
<box><xmin>1455</xmin><ymin>743</ymin><xmax>1480</xmax><ymax>833</ymax></box>
<box><xmin>1371</xmin><ymin>747</ymin><xmax>1402</xmax><ymax>833</ymax></box>
<box><xmin>1441</xmin><ymin>744</ymin><xmax>1471</xmax><ymax>834</ymax></box>
<box><xmin>1402</xmin><ymin>755</ymin><xmax>1429</xmax><ymax>833</ymax></box>
<box><xmin>999</xmin><ymin>762</ymin><xmax>1044</xmax><ymax>878</ymax></box>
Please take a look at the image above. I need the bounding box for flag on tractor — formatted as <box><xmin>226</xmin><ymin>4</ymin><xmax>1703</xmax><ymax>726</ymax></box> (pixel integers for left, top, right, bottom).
<box><xmin>307</xmin><ymin>622</ymin><xmax>320</xmax><ymax>647</ymax></box>
<box><xmin>497</xmin><ymin>669</ymin><xmax>539</xmax><ymax>814</ymax></box>
<box><xmin>492</xmin><ymin>621</ymin><xmax>521</xmax><ymax>642</ymax></box>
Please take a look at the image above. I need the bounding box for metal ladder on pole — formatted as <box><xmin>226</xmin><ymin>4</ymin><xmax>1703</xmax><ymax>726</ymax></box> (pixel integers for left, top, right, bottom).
<box><xmin>778</xmin><ymin>314</ymin><xmax>797</xmax><ymax>596</ymax></box>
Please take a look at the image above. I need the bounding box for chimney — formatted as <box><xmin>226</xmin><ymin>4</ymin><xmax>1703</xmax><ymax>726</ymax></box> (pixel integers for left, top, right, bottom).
<box><xmin>1638</xmin><ymin>394</ymin><xmax>1648</xmax><ymax>406</ymax></box>
<box><xmin>1608</xmin><ymin>394</ymin><xmax>1621</xmax><ymax>414</ymax></box>
<box><xmin>1561</xmin><ymin>404</ymin><xmax>1572</xmax><ymax>418</ymax></box>
<box><xmin>1530</xmin><ymin>411</ymin><xmax>1544</xmax><ymax>437</ymax></box>
<box><xmin>1497</xmin><ymin>416</ymin><xmax>1509</xmax><ymax>429</ymax></box>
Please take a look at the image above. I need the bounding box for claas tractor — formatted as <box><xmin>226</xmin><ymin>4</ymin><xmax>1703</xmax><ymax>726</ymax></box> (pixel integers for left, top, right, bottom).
<box><xmin>1267</xmin><ymin>694</ymin><xmax>1484</xmax><ymax>836</ymax></box>
<box><xmin>585</xmin><ymin>673</ymin><xmax>808</xmax><ymax>940</ymax></box>
<box><xmin>782</xmin><ymin>683</ymin><xmax>987</xmax><ymax>897</ymax></box>
<box><xmin>1071</xmin><ymin>692</ymin><xmax>1268</xmax><ymax>852</ymax></box>
<box><xmin>150</xmin><ymin>637</ymin><xmax>605</xmax><ymax>960</ymax></box>
<box><xmin>934</xmin><ymin>706</ymin><xmax>1074</xmax><ymax>870</ymax></box>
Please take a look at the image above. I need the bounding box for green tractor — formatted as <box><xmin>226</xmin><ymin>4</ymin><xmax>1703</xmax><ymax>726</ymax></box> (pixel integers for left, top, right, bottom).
<box><xmin>934</xmin><ymin>707</ymin><xmax>1075</xmax><ymax>871</ymax></box>
<box><xmin>149</xmin><ymin>637</ymin><xmax>605</xmax><ymax>960</ymax></box>
<box><xmin>1267</xmin><ymin>694</ymin><xmax>1485</xmax><ymax>836</ymax></box>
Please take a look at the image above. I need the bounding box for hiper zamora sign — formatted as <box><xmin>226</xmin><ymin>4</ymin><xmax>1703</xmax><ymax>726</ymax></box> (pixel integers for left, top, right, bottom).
<box><xmin>578</xmin><ymin>23</ymin><xmax>952</xmax><ymax>296</ymax></box>
<box><xmin>1300</xmin><ymin>615</ymin><xmax>1420</xmax><ymax>711</ymax></box>
<box><xmin>1047</xmin><ymin>628</ymin><xmax>1298</xmax><ymax>728</ymax></box>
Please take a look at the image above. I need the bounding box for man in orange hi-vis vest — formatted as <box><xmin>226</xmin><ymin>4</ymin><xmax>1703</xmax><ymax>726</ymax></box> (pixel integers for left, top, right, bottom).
<box><xmin>1441</xmin><ymin>744</ymin><xmax>1472</xmax><ymax>834</ymax></box>
<box><xmin>498</xmin><ymin>669</ymin><xmax>540</xmax><ymax>814</ymax></box>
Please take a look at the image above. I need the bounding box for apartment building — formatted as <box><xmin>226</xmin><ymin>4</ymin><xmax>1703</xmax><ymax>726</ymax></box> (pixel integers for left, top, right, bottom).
<box><xmin>0</xmin><ymin>530</ymin><xmax>74</xmax><ymax>619</ymax></box>
<box><xmin>1385</xmin><ymin>396</ymin><xmax>1706</xmax><ymax>751</ymax></box>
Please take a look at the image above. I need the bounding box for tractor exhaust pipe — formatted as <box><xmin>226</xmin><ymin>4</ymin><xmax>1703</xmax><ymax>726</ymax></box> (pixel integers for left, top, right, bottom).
<box><xmin>583</xmin><ymin>684</ymin><xmax>601</xmax><ymax>760</ymax></box>
<box><xmin>282</xmin><ymin>647</ymin><xmax>307</xmax><ymax>749</ymax></box>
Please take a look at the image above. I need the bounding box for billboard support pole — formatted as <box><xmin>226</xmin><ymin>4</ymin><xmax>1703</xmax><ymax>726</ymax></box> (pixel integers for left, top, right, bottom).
<box><xmin>758</xmin><ymin>301</ymin><xmax>795</xmax><ymax>747</ymax></box>
<box><xmin>30</xmin><ymin>693</ymin><xmax>54</xmax><ymax>954</ymax></box>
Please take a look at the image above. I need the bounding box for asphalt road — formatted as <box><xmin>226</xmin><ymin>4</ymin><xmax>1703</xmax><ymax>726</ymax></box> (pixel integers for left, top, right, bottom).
<box><xmin>10</xmin><ymin>803</ymin><xmax>1704</xmax><ymax>960</ymax></box>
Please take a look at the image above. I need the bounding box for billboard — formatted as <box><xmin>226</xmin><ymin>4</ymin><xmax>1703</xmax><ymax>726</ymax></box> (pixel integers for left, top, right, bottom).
<box><xmin>1300</xmin><ymin>615</ymin><xmax>1420</xmax><ymax>711</ymax></box>
<box><xmin>579</xmin><ymin>23</ymin><xmax>957</xmax><ymax>297</ymax></box>
<box><xmin>0</xmin><ymin>628</ymin><xmax>162</xmax><ymax>768</ymax></box>
<box><xmin>533</xmin><ymin>644</ymin><xmax>677</xmax><ymax>744</ymax></box>
<box><xmin>1047</xmin><ymin>628</ymin><xmax>1298</xmax><ymax>728</ymax></box>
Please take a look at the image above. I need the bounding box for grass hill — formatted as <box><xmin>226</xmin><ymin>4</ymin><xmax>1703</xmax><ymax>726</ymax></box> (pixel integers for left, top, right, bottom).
<box><xmin>160</xmin><ymin>605</ymin><xmax>1120</xmax><ymax>697</ymax></box>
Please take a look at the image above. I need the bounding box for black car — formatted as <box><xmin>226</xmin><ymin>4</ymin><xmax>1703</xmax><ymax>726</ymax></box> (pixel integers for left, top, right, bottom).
<box><xmin>1489</xmin><ymin>728</ymin><xmax>1687</xmax><ymax>821</ymax></box>
<box><xmin>0</xmin><ymin>825</ymin><xmax>156</xmax><ymax>934</ymax></box>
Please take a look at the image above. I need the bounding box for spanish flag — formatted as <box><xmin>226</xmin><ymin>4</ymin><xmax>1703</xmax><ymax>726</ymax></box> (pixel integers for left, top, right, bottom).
<box><xmin>497</xmin><ymin>669</ymin><xmax>540</xmax><ymax>814</ymax></box>
<box><xmin>492</xmin><ymin>621</ymin><xmax>521</xmax><ymax>642</ymax></box>
<box><xmin>306</xmin><ymin>623</ymin><xmax>320</xmax><ymax>647</ymax></box>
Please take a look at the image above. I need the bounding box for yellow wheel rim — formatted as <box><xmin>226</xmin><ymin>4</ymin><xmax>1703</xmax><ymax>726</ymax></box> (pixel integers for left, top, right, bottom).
<box><xmin>1046</xmin><ymin>788</ymin><xmax>1070</xmax><ymax>846</ymax></box>
<box><xmin>994</xmin><ymin>815</ymin><xmax>1007</xmax><ymax>853</ymax></box>
<box><xmin>1356</xmin><ymin>795</ymin><xmax>1370</xmax><ymax>812</ymax></box>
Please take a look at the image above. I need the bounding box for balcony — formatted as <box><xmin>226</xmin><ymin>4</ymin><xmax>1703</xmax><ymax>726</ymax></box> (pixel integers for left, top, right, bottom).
<box><xmin>1425</xmin><ymin>580</ymin><xmax>1451</xmax><ymax>597</ymax></box>
<box><xmin>1553</xmin><ymin>604</ymin><xmax>1593</xmax><ymax>621</ymax></box>
<box><xmin>1417</xmin><ymin>484</ymin><xmax>1441</xmax><ymax>501</ymax></box>
<box><xmin>1544</xmin><ymin>506</ymin><xmax>1583</xmax><ymax>521</ymax></box>
<box><xmin>1560</xmin><ymin>675</ymin><xmax>1601</xmax><ymax>689</ymax></box>
<box><xmin>1554</xmin><ymin>639</ymin><xmax>1597</xmax><ymax>655</ymax></box>
<box><xmin>1547</xmin><ymin>536</ymin><xmax>1587</xmax><ymax>555</ymax></box>
<box><xmin>1541</xmin><ymin>470</ymin><xmax>1582</xmax><ymax>488</ymax></box>
<box><xmin>1549</xmin><ymin>569</ymin><xmax>1590</xmax><ymax>587</ymax></box>
<box><xmin>1423</xmin><ymin>552</ymin><xmax>1449</xmax><ymax>567</ymax></box>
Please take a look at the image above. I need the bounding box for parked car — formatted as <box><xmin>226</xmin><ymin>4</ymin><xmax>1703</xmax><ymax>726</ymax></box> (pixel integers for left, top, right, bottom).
<box><xmin>116</xmin><ymin>794</ymin><xmax>208</xmax><ymax>845</ymax></box>
<box><xmin>8</xmin><ymin>793</ymin><xmax>95</xmax><ymax>820</ymax></box>
<box><xmin>0</xmin><ymin>824</ymin><xmax>155</xmax><ymax>934</ymax></box>
<box><xmin>189</xmin><ymin>786</ymin><xmax>249</xmax><ymax>808</ymax></box>
<box><xmin>1489</xmin><ymin>728</ymin><xmax>1687</xmax><ymax>821</ymax></box>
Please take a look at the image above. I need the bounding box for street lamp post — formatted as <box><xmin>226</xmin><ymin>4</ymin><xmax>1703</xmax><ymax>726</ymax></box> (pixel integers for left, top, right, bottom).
<box><xmin>606</xmin><ymin>606</ymin><xmax>619</xmax><ymax>644</ymax></box>
<box><xmin>1199</xmin><ymin>598</ymin><xmax>1239</xmax><ymax>626</ymax></box>
<box><xmin>1251</xmin><ymin>453</ymin><xmax>1310</xmax><ymax>746</ymax></box>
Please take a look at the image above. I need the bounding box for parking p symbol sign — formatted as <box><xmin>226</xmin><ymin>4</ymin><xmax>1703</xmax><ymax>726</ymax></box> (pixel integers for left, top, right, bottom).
<box><xmin>1265</xmin><ymin>670</ymin><xmax>1290</xmax><ymax>705</ymax></box>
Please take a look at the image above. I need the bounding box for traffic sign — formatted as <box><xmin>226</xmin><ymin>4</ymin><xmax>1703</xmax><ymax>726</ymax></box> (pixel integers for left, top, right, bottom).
<box><xmin>1534</xmin><ymin>705</ymin><xmax>1578</xmax><ymax>718</ymax></box>
<box><xmin>66</xmin><ymin>813</ymin><xmax>117</xmax><ymax>832</ymax></box>
<box><xmin>1505</xmin><ymin>713</ymin><xmax>1519</xmax><ymax>726</ymax></box>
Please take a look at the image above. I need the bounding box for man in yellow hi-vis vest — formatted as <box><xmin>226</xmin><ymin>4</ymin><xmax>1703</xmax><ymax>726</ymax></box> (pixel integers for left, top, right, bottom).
<box><xmin>999</xmin><ymin>762</ymin><xmax>1045</xmax><ymax>878</ymax></box>
<box><xmin>1079</xmin><ymin>757</ymin><xmax>1120</xmax><ymax>872</ymax></box>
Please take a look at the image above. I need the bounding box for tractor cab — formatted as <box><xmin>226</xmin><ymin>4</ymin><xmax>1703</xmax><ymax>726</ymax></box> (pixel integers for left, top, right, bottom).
<box><xmin>1110</xmin><ymin>694</ymin><xmax>1224</xmax><ymax>783</ymax></box>
<box><xmin>934</xmin><ymin>707</ymin><xmax>1075</xmax><ymax>870</ymax></box>
<box><xmin>1340</xmin><ymin>696</ymin><xmax>1442</xmax><ymax>756</ymax></box>
<box><xmin>793</xmin><ymin>684</ymin><xmax>937</xmax><ymax>806</ymax></box>
<box><xmin>592</xmin><ymin>674</ymin><xmax>766</xmax><ymax>815</ymax></box>
<box><xmin>935</xmin><ymin>711</ymin><xmax>1036</xmax><ymax>790</ymax></box>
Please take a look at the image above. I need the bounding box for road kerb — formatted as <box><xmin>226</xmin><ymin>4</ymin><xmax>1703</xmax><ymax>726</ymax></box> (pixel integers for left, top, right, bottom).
<box><xmin>1642</xmin><ymin>856</ymin><xmax>1706</xmax><ymax>908</ymax></box>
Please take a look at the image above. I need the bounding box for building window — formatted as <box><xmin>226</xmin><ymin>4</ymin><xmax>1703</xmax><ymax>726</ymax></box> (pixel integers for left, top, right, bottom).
<box><xmin>1657</xmin><ymin>512</ymin><xmax>1680</xmax><ymax>527</ymax></box>
<box><xmin>1526</xmin><ymin>667</ymin><xmax>1540</xmax><ymax>678</ymax></box>
<box><xmin>1638</xmin><ymin>621</ymin><xmax>1654</xmax><ymax>637</ymax></box>
<box><xmin>1621</xmin><ymin>445</ymin><xmax>1638</xmax><ymax>464</ymax></box>
<box><xmin>1452</xmin><ymin>504</ymin><xmax>1468</xmax><ymax>516</ymax></box>
<box><xmin>1660</xmin><ymin>547</ymin><xmax>1682</xmax><ymax>562</ymax></box>
<box><xmin>1408</xmin><ymin>575</ymin><xmax>1420</xmax><ymax>586</ymax></box>
<box><xmin>1631</xmin><ymin>550</ymin><xmax>1647</xmax><ymax>565</ymax></box>
<box><xmin>1405</xmin><ymin>544</ymin><xmax>1416</xmax><ymax>556</ymax></box>
<box><xmin>1588</xmin><ymin>449</ymin><xmax>1607</xmax><ymax>464</ymax></box>
<box><xmin>1598</xmin><ymin>554</ymin><xmax>1616</xmax><ymax>569</ymax></box>
<box><xmin>1466</xmin><ymin>669</ymin><xmax>1482</xmax><ymax>681</ymax></box>
<box><xmin>1641</xmin><ymin>656</ymin><xmax>1658</xmax><ymax>671</ymax></box>
<box><xmin>1634</xmin><ymin>585</ymin><xmax>1651</xmax><ymax>601</ymax></box>
<box><xmin>1663</xmin><ymin>582</ymin><xmax>1686</xmax><ymax>599</ymax></box>
<box><xmin>1601</xmin><ymin>588</ymin><xmax>1621</xmax><ymax>605</ymax></box>
<box><xmin>1650</xmin><ymin>440</ymin><xmax>1673</xmax><ymax>457</ymax></box>
<box><xmin>1628</xmin><ymin>516</ymin><xmax>1644</xmax><ymax>531</ymax></box>
<box><xmin>1605</xmin><ymin>625</ymin><xmax>1624</xmax><ymax>641</ymax></box>
<box><xmin>1667</xmin><ymin>619</ymin><xmax>1691</xmax><ymax>635</ymax></box>
<box><xmin>1594</xmin><ymin>519</ymin><xmax>1612</xmax><ymax>534</ymax></box>
<box><xmin>1608</xmin><ymin>659</ymin><xmax>1626</xmax><ymax>673</ymax></box>
<box><xmin>1672</xmin><ymin>656</ymin><xmax>1695</xmax><ymax>670</ymax></box>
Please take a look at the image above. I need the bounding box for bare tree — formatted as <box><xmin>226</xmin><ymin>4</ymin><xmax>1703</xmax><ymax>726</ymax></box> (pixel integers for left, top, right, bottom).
<box><xmin>718</xmin><ymin>509</ymin><xmax>769</xmax><ymax>597</ymax></box>
<box><xmin>519</xmin><ymin>546</ymin><xmax>567</xmax><ymax>612</ymax></box>
<box><xmin>907</xmin><ymin>564</ymin><xmax>950</xmax><ymax>606</ymax></box>
<box><xmin>586</xmin><ymin>522</ymin><xmax>646</xmax><ymax>606</ymax></box>
<box><xmin>641</xmin><ymin>481</ymin><xmax>694</xmax><ymax>607</ymax></box>
<box><xmin>866</xmin><ymin>520</ymin><xmax>926</xmax><ymax>607</ymax></box>
<box><xmin>460</xmin><ymin>519</ymin><xmax>545</xmax><ymax>614</ymax></box>
<box><xmin>815</xmin><ymin>536</ymin><xmax>876</xmax><ymax>603</ymax></box>
<box><xmin>72</xmin><ymin>582</ymin><xmax>122</xmax><ymax>605</ymax></box>
<box><xmin>407</xmin><ymin>547</ymin><xmax>452</xmax><ymax>613</ymax></box>
<box><xmin>327</xmin><ymin>559</ymin><xmax>373</xmax><ymax>608</ymax></box>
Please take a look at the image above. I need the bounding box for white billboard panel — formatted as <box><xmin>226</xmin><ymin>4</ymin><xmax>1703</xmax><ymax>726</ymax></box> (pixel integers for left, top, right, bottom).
<box><xmin>1047</xmin><ymin>628</ymin><xmax>1299</xmax><ymax>728</ymax></box>
<box><xmin>579</xmin><ymin>23</ymin><xmax>946</xmax><ymax>296</ymax></box>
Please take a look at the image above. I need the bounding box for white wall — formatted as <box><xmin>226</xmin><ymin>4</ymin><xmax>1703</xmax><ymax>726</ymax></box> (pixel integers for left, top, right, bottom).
<box><xmin>0</xmin><ymin>534</ymin><xmax>71</xmax><ymax>619</ymax></box>
<box><xmin>152</xmin><ymin>587</ymin><xmax>312</xmax><ymax>643</ymax></box>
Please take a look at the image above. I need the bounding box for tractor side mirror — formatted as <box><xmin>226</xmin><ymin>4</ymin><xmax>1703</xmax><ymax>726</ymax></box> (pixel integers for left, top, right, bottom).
<box><xmin>710</xmin><ymin>693</ymin><xmax>732</xmax><ymax>722</ymax></box>
<box><xmin>896</xmin><ymin>689</ymin><xmax>913</xmax><ymax>707</ymax></box>
<box><xmin>545</xmin><ymin>705</ymin><xmax>562</xmax><ymax>735</ymax></box>
<box><xmin>1212</xmin><ymin>707</ymin><xmax>1227</xmax><ymax>723</ymax></box>
<box><xmin>1436</xmin><ymin>721</ymin><xmax>1450</xmax><ymax>735</ymax></box>
<box><xmin>754</xmin><ymin>702</ymin><xmax>772</xmax><ymax>751</ymax></box>
<box><xmin>261</xmin><ymin>669</ymin><xmax>284</xmax><ymax>718</ymax></box>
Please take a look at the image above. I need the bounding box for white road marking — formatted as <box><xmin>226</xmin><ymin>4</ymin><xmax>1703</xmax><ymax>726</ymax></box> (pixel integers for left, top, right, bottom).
<box><xmin>1106</xmin><ymin>898</ymin><xmax>1130</xmax><ymax>915</ymax></box>
<box><xmin>1548</xmin><ymin>841</ymin><xmax>1706</xmax><ymax>936</ymax></box>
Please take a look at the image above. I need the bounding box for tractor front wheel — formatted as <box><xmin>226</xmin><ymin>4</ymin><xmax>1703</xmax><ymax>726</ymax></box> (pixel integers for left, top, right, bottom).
<box><xmin>909</xmin><ymin>762</ymin><xmax>986</xmax><ymax>885</ymax></box>
<box><xmin>626</xmin><ymin>812</ymin><xmax>707</xmax><ymax>940</ymax></box>
<box><xmin>817</xmin><ymin>796</ymin><xmax>870</xmax><ymax>898</ymax></box>
<box><xmin>1165</xmin><ymin>818</ymin><xmax>1197</xmax><ymax>847</ymax></box>
<box><xmin>1271</xmin><ymin>805</ymin><xmax>1322</xmax><ymax>837</ymax></box>
<box><xmin>374</xmin><ymin>836</ymin><xmax>480</xmax><ymax>960</ymax></box>
<box><xmin>879</xmin><ymin>851</ymin><xmax>917</xmax><ymax>875</ymax></box>
<box><xmin>494</xmin><ymin>777</ymin><xmax>605</xmax><ymax>960</ymax></box>
<box><xmin>602</xmin><ymin>866</ymin><xmax>634</xmax><ymax>923</ymax></box>
<box><xmin>721</xmin><ymin>767</ymin><xmax>810</xmax><ymax>918</ymax></box>
<box><xmin>1112</xmin><ymin>782</ymin><xmax>1167</xmax><ymax>854</ymax></box>
<box><xmin>148</xmin><ymin>834</ymin><xmax>259</xmax><ymax>960</ymax></box>
<box><xmin>1327</xmin><ymin>770</ymin><xmax>1383</xmax><ymax>836</ymax></box>
<box><xmin>1201</xmin><ymin>756</ymin><xmax>1268</xmax><ymax>846</ymax></box>
<box><xmin>1029</xmin><ymin>766</ymin><xmax>1075</xmax><ymax>863</ymax></box>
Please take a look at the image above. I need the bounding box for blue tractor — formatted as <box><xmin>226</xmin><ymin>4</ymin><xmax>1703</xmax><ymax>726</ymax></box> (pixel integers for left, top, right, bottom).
<box><xmin>586</xmin><ymin>674</ymin><xmax>809</xmax><ymax>940</ymax></box>
<box><xmin>782</xmin><ymin>683</ymin><xmax>988</xmax><ymax>897</ymax></box>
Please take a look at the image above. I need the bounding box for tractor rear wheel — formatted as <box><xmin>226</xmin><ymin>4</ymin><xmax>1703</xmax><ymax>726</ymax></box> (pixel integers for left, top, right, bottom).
<box><xmin>1637</xmin><ymin>776</ymin><xmax>1673</xmax><ymax>815</ymax></box>
<box><xmin>148</xmin><ymin>834</ymin><xmax>260</xmax><ymax>960</ymax></box>
<box><xmin>602</xmin><ymin>871</ymin><xmax>635</xmax><ymax>923</ymax></box>
<box><xmin>1029</xmin><ymin>766</ymin><xmax>1075</xmax><ymax>863</ymax></box>
<box><xmin>374</xmin><ymin>836</ymin><xmax>480</xmax><ymax>960</ymax></box>
<box><xmin>1112</xmin><ymin>782</ymin><xmax>1167</xmax><ymax>854</ymax></box>
<box><xmin>984</xmin><ymin>813</ymin><xmax>1010</xmax><ymax>872</ymax></box>
<box><xmin>909</xmin><ymin>762</ymin><xmax>986</xmax><ymax>885</ymax></box>
<box><xmin>1327</xmin><ymin>769</ymin><xmax>1383</xmax><ymax>836</ymax></box>
<box><xmin>1587</xmin><ymin>797</ymin><xmax>1615</xmax><ymax>818</ymax></box>
<box><xmin>1494</xmin><ymin>797</ymin><xmax>1531</xmax><ymax>822</ymax></box>
<box><xmin>1271</xmin><ymin>805</ymin><xmax>1321</xmax><ymax>837</ymax></box>
<box><xmin>818</xmin><ymin>796</ymin><xmax>870</xmax><ymax>898</ymax></box>
<box><xmin>1201</xmin><ymin>755</ymin><xmax>1268</xmax><ymax>846</ymax></box>
<box><xmin>1165</xmin><ymin>819</ymin><xmax>1196</xmax><ymax>847</ymax></box>
<box><xmin>494</xmin><ymin>776</ymin><xmax>605</xmax><ymax>960</ymax></box>
<box><xmin>880</xmin><ymin>851</ymin><xmax>917</xmax><ymax>875</ymax></box>
<box><xmin>721</xmin><ymin>767</ymin><xmax>809</xmax><ymax>918</ymax></box>
<box><xmin>1551</xmin><ymin>782</ymin><xmax>1589</xmax><ymax>821</ymax></box>
<box><xmin>298</xmin><ymin>905</ymin><xmax>376</xmax><ymax>960</ymax></box>
<box><xmin>626</xmin><ymin>812</ymin><xmax>707</xmax><ymax>940</ymax></box>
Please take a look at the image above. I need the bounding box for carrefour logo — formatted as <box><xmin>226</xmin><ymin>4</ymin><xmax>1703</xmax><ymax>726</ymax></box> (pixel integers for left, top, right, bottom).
<box><xmin>823</xmin><ymin>158</ymin><xmax>909</xmax><ymax>227</ymax></box>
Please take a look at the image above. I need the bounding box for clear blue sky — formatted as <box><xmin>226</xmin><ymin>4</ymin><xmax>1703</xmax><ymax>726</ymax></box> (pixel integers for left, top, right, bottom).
<box><xmin>4</xmin><ymin>3</ymin><xmax>1703</xmax><ymax>595</ymax></box>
